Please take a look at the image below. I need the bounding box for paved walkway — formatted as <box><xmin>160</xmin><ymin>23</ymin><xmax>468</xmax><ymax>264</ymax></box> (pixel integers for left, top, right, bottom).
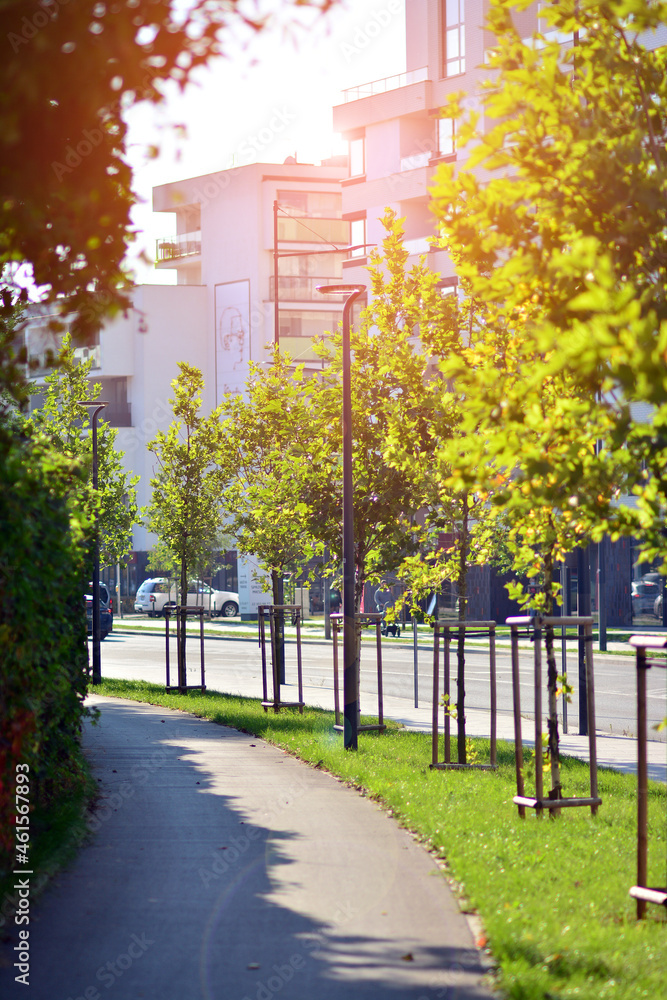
<box><xmin>0</xmin><ymin>696</ymin><xmax>493</xmax><ymax>1000</ymax></box>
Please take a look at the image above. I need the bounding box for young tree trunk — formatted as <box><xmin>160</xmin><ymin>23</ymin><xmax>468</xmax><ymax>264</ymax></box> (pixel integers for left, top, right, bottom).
<box><xmin>544</xmin><ymin>547</ymin><xmax>562</xmax><ymax>808</ymax></box>
<box><xmin>456</xmin><ymin>494</ymin><xmax>470</xmax><ymax>764</ymax></box>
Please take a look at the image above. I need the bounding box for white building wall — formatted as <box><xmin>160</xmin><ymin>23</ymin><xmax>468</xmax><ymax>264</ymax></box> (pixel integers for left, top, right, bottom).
<box><xmin>106</xmin><ymin>283</ymin><xmax>208</xmax><ymax>553</ymax></box>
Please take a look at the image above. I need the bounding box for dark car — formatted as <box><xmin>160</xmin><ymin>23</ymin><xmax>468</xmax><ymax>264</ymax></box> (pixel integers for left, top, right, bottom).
<box><xmin>85</xmin><ymin>593</ymin><xmax>113</xmax><ymax>640</ymax></box>
<box><xmin>631</xmin><ymin>579</ymin><xmax>660</xmax><ymax>617</ymax></box>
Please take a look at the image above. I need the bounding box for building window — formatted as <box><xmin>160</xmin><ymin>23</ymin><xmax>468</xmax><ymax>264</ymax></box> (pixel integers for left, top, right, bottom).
<box><xmin>349</xmin><ymin>137</ymin><xmax>365</xmax><ymax>177</ymax></box>
<box><xmin>277</xmin><ymin>190</ymin><xmax>342</xmax><ymax>219</ymax></box>
<box><xmin>349</xmin><ymin>217</ymin><xmax>366</xmax><ymax>257</ymax></box>
<box><xmin>93</xmin><ymin>377</ymin><xmax>132</xmax><ymax>428</ymax></box>
<box><xmin>438</xmin><ymin>277</ymin><xmax>459</xmax><ymax>296</ymax></box>
<box><xmin>276</xmin><ymin>190</ymin><xmax>349</xmax><ymax>243</ymax></box>
<box><xmin>437</xmin><ymin>117</ymin><xmax>456</xmax><ymax>157</ymax></box>
<box><xmin>442</xmin><ymin>0</ymin><xmax>465</xmax><ymax>77</ymax></box>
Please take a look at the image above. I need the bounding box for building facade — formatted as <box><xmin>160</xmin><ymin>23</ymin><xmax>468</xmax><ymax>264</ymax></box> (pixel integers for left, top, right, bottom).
<box><xmin>153</xmin><ymin>158</ymin><xmax>351</xmax><ymax>398</ymax></box>
<box><xmin>332</xmin><ymin>0</ymin><xmax>644</xmax><ymax>627</ymax></box>
<box><xmin>24</xmin><ymin>158</ymin><xmax>353</xmax><ymax>599</ymax></box>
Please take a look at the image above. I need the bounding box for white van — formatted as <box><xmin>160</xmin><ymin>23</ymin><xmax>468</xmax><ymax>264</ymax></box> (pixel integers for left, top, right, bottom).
<box><xmin>134</xmin><ymin>578</ymin><xmax>239</xmax><ymax>617</ymax></box>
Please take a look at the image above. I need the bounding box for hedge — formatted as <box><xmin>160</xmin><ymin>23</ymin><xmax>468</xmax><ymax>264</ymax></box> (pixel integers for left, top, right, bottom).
<box><xmin>0</xmin><ymin>422</ymin><xmax>90</xmax><ymax>870</ymax></box>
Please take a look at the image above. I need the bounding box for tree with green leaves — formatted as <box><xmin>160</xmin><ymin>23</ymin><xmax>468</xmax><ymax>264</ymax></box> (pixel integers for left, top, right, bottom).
<box><xmin>308</xmin><ymin>238</ymin><xmax>431</xmax><ymax>622</ymax></box>
<box><xmin>28</xmin><ymin>334</ymin><xmax>139</xmax><ymax>569</ymax></box>
<box><xmin>146</xmin><ymin>363</ymin><xmax>225</xmax><ymax>613</ymax></box>
<box><xmin>425</xmin><ymin>0</ymin><xmax>654</xmax><ymax>792</ymax></box>
<box><xmin>146</xmin><ymin>531</ymin><xmax>232</xmax><ymax>596</ymax></box>
<box><xmin>431</xmin><ymin>0</ymin><xmax>667</xmax><ymax>565</ymax></box>
<box><xmin>371</xmin><ymin>211</ymin><xmax>510</xmax><ymax>762</ymax></box>
<box><xmin>217</xmin><ymin>350</ymin><xmax>321</xmax><ymax>610</ymax></box>
<box><xmin>0</xmin><ymin>0</ymin><xmax>341</xmax><ymax>345</ymax></box>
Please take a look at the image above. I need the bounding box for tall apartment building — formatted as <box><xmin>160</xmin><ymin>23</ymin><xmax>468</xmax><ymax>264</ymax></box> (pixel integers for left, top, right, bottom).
<box><xmin>334</xmin><ymin>0</ymin><xmax>491</xmax><ymax>287</ymax></box>
<box><xmin>333</xmin><ymin>0</ymin><xmax>640</xmax><ymax>626</ymax></box>
<box><xmin>23</xmin><ymin>158</ymin><xmax>351</xmax><ymax>593</ymax></box>
<box><xmin>153</xmin><ymin>158</ymin><xmax>351</xmax><ymax>397</ymax></box>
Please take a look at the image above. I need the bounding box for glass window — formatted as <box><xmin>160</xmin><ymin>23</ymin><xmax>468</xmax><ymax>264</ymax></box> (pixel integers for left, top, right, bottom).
<box><xmin>437</xmin><ymin>117</ymin><xmax>456</xmax><ymax>157</ymax></box>
<box><xmin>280</xmin><ymin>253</ymin><xmax>345</xmax><ymax>278</ymax></box>
<box><xmin>279</xmin><ymin>310</ymin><xmax>342</xmax><ymax>339</ymax></box>
<box><xmin>277</xmin><ymin>190</ymin><xmax>342</xmax><ymax>219</ymax></box>
<box><xmin>349</xmin><ymin>137</ymin><xmax>365</xmax><ymax>177</ymax></box>
<box><xmin>350</xmin><ymin>217</ymin><xmax>366</xmax><ymax>257</ymax></box>
<box><xmin>277</xmin><ymin>217</ymin><xmax>350</xmax><ymax>243</ymax></box>
<box><xmin>438</xmin><ymin>277</ymin><xmax>459</xmax><ymax>296</ymax></box>
<box><xmin>442</xmin><ymin>0</ymin><xmax>465</xmax><ymax>77</ymax></box>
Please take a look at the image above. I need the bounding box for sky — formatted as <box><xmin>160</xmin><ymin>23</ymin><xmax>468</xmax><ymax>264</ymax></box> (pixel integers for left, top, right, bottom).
<box><xmin>126</xmin><ymin>0</ymin><xmax>407</xmax><ymax>284</ymax></box>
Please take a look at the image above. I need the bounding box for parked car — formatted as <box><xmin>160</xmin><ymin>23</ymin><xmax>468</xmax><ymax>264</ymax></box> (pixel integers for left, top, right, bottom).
<box><xmin>85</xmin><ymin>594</ymin><xmax>113</xmax><ymax>639</ymax></box>
<box><xmin>134</xmin><ymin>578</ymin><xmax>239</xmax><ymax>617</ymax></box>
<box><xmin>631</xmin><ymin>579</ymin><xmax>660</xmax><ymax>616</ymax></box>
<box><xmin>89</xmin><ymin>580</ymin><xmax>113</xmax><ymax>622</ymax></box>
<box><xmin>654</xmin><ymin>592</ymin><xmax>663</xmax><ymax>621</ymax></box>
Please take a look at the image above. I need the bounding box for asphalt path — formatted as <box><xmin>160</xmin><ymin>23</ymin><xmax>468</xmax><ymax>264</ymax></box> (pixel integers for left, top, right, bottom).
<box><xmin>0</xmin><ymin>697</ymin><xmax>493</xmax><ymax>1000</ymax></box>
<box><xmin>99</xmin><ymin>631</ymin><xmax>666</xmax><ymax>741</ymax></box>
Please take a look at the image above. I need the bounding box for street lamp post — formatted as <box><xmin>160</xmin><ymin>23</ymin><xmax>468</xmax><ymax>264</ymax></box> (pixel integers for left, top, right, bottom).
<box><xmin>317</xmin><ymin>283</ymin><xmax>366</xmax><ymax>749</ymax></box>
<box><xmin>79</xmin><ymin>401</ymin><xmax>108</xmax><ymax>685</ymax></box>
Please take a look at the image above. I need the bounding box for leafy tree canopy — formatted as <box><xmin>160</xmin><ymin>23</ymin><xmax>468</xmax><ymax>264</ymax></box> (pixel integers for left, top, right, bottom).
<box><xmin>27</xmin><ymin>333</ymin><xmax>139</xmax><ymax>566</ymax></box>
<box><xmin>217</xmin><ymin>349</ymin><xmax>323</xmax><ymax>604</ymax></box>
<box><xmin>429</xmin><ymin>0</ymin><xmax>662</xmax><ymax>571</ymax></box>
<box><xmin>146</xmin><ymin>361</ymin><xmax>225</xmax><ymax>605</ymax></box>
<box><xmin>0</xmin><ymin>0</ymin><xmax>340</xmax><ymax>342</ymax></box>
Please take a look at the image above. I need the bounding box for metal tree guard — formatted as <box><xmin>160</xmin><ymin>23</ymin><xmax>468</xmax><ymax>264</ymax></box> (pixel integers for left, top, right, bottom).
<box><xmin>628</xmin><ymin>635</ymin><xmax>667</xmax><ymax>919</ymax></box>
<box><xmin>258</xmin><ymin>604</ymin><xmax>305</xmax><ymax>714</ymax></box>
<box><xmin>431</xmin><ymin>620</ymin><xmax>497</xmax><ymax>770</ymax></box>
<box><xmin>164</xmin><ymin>606</ymin><xmax>206</xmax><ymax>693</ymax></box>
<box><xmin>508</xmin><ymin>615</ymin><xmax>601</xmax><ymax>818</ymax></box>
<box><xmin>331</xmin><ymin>613</ymin><xmax>386</xmax><ymax>733</ymax></box>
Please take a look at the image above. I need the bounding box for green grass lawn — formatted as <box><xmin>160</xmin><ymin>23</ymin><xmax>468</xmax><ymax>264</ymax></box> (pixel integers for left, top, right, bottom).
<box><xmin>96</xmin><ymin>678</ymin><xmax>665</xmax><ymax>1000</ymax></box>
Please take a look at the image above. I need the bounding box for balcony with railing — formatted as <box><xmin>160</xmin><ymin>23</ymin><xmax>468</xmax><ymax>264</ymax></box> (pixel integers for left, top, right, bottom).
<box><xmin>334</xmin><ymin>67</ymin><xmax>431</xmax><ymax>132</ymax></box>
<box><xmin>155</xmin><ymin>231</ymin><xmax>202</xmax><ymax>264</ymax></box>
<box><xmin>342</xmin><ymin>67</ymin><xmax>428</xmax><ymax>102</ymax></box>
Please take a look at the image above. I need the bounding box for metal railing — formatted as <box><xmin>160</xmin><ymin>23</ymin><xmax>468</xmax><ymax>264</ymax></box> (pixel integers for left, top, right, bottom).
<box><xmin>155</xmin><ymin>232</ymin><xmax>202</xmax><ymax>262</ymax></box>
<box><xmin>342</xmin><ymin>66</ymin><xmax>428</xmax><ymax>103</ymax></box>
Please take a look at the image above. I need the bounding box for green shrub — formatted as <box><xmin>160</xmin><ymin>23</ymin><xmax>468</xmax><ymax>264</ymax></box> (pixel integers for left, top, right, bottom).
<box><xmin>0</xmin><ymin>423</ymin><xmax>89</xmax><ymax>871</ymax></box>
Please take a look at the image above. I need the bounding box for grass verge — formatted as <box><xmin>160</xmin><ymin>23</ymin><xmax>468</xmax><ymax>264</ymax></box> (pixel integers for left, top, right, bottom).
<box><xmin>95</xmin><ymin>678</ymin><xmax>665</xmax><ymax>1000</ymax></box>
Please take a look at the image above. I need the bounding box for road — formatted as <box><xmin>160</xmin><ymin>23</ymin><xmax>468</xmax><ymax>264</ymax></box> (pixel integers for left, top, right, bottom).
<box><xmin>97</xmin><ymin>630</ymin><xmax>666</xmax><ymax>741</ymax></box>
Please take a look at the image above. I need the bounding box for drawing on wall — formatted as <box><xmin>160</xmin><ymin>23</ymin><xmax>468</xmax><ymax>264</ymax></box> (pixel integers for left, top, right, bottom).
<box><xmin>237</xmin><ymin>554</ymin><xmax>272</xmax><ymax>616</ymax></box>
<box><xmin>215</xmin><ymin>279</ymin><xmax>250</xmax><ymax>401</ymax></box>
